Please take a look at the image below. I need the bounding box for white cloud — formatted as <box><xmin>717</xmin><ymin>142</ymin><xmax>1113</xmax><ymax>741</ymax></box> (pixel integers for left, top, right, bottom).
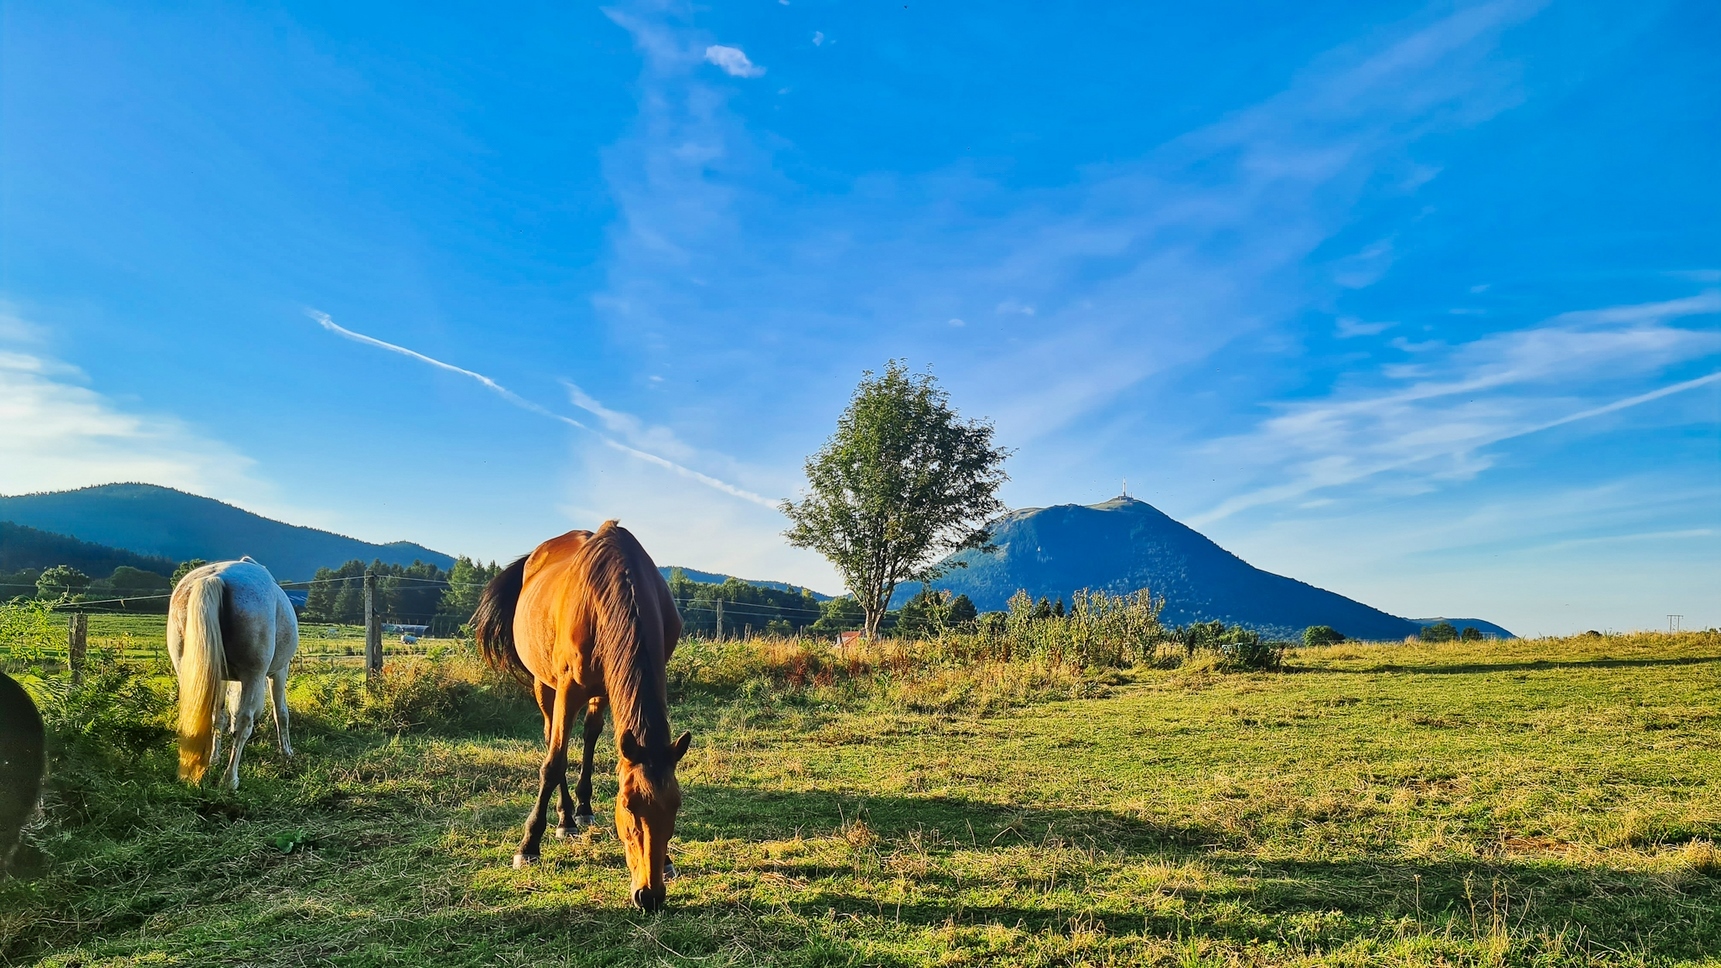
<box><xmin>812</xmin><ymin>31</ymin><xmax>824</xmax><ymax>47</ymax></box>
<box><xmin>0</xmin><ymin>320</ymin><xmax>260</xmax><ymax>498</ymax></box>
<box><xmin>704</xmin><ymin>45</ymin><xmax>765</xmax><ymax>78</ymax></box>
<box><xmin>1335</xmin><ymin>316</ymin><xmax>1393</xmax><ymax>337</ymax></box>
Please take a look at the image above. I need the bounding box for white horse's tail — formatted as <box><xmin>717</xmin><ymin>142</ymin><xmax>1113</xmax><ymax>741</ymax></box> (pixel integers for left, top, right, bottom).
<box><xmin>177</xmin><ymin>575</ymin><xmax>227</xmax><ymax>783</ymax></box>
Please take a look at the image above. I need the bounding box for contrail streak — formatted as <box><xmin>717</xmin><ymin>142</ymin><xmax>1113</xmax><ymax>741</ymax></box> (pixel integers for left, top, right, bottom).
<box><xmin>1191</xmin><ymin>369</ymin><xmax>1721</xmax><ymax>525</ymax></box>
<box><xmin>1500</xmin><ymin>370</ymin><xmax>1721</xmax><ymax>441</ymax></box>
<box><xmin>307</xmin><ymin>310</ymin><xmax>780</xmax><ymax>509</ymax></box>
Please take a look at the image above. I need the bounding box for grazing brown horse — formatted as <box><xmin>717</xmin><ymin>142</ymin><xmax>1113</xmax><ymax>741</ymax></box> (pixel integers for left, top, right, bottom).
<box><xmin>473</xmin><ymin>520</ymin><xmax>690</xmax><ymax>911</ymax></box>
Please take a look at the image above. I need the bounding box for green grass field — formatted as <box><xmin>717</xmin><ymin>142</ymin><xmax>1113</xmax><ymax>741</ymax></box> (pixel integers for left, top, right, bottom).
<box><xmin>4</xmin><ymin>630</ymin><xmax>1719</xmax><ymax>966</ymax></box>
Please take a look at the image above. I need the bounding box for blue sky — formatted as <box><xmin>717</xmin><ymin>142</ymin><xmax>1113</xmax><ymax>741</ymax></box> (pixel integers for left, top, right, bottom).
<box><xmin>2</xmin><ymin>0</ymin><xmax>1716</xmax><ymax>634</ymax></box>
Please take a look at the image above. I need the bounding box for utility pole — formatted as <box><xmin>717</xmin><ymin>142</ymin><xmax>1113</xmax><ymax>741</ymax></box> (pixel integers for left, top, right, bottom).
<box><xmin>1668</xmin><ymin>614</ymin><xmax>1683</xmax><ymax>633</ymax></box>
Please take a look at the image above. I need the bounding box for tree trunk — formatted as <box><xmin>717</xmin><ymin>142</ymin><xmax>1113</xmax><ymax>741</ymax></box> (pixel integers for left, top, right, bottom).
<box><xmin>861</xmin><ymin>581</ymin><xmax>895</xmax><ymax>640</ymax></box>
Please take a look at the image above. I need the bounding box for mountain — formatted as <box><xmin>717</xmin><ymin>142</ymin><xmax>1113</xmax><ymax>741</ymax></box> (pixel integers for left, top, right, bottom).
<box><xmin>660</xmin><ymin>566</ymin><xmax>833</xmax><ymax>600</ymax></box>
<box><xmin>914</xmin><ymin>496</ymin><xmax>1513</xmax><ymax>641</ymax></box>
<box><xmin>0</xmin><ymin>521</ymin><xmax>178</xmax><ymax>578</ymax></box>
<box><xmin>0</xmin><ymin>484</ymin><xmax>454</xmax><ymax>582</ymax></box>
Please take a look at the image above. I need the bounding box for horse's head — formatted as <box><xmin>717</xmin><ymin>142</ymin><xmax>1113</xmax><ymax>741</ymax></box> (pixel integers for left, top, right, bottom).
<box><xmin>616</xmin><ymin>728</ymin><xmax>692</xmax><ymax>911</ymax></box>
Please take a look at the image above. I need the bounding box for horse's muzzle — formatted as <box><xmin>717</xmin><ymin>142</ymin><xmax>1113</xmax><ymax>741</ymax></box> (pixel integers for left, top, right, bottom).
<box><xmin>633</xmin><ymin>885</ymin><xmax>667</xmax><ymax>911</ymax></box>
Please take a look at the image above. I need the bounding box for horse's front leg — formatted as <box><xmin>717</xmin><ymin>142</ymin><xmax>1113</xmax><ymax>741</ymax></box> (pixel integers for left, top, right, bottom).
<box><xmin>537</xmin><ymin>681</ymin><xmax>578</xmax><ymax>836</ymax></box>
<box><xmin>516</xmin><ymin>679</ymin><xmax>580</xmax><ymax>868</ymax></box>
<box><xmin>564</xmin><ymin>695</ymin><xmax>606</xmax><ymax>834</ymax></box>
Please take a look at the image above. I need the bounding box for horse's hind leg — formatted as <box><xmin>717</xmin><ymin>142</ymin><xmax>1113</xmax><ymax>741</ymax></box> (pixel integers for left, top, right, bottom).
<box><xmin>567</xmin><ymin>695</ymin><xmax>606</xmax><ymax>832</ymax></box>
<box><xmin>269</xmin><ymin>673</ymin><xmax>294</xmax><ymax>759</ymax></box>
<box><xmin>221</xmin><ymin>677</ymin><xmax>267</xmax><ymax>791</ymax></box>
<box><xmin>209</xmin><ymin>684</ymin><xmax>234</xmax><ymax>781</ymax></box>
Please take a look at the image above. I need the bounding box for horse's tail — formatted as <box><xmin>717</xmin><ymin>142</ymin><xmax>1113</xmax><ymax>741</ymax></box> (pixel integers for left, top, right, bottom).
<box><xmin>473</xmin><ymin>555</ymin><xmax>530</xmax><ymax>683</ymax></box>
<box><xmin>176</xmin><ymin>574</ymin><xmax>227</xmax><ymax>783</ymax></box>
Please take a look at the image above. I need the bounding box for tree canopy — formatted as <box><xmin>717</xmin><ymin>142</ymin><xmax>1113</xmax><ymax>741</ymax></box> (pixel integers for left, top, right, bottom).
<box><xmin>781</xmin><ymin>361</ymin><xmax>1009</xmax><ymax>638</ymax></box>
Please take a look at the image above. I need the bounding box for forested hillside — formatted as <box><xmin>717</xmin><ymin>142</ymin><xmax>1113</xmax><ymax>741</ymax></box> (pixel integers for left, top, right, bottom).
<box><xmin>0</xmin><ymin>483</ymin><xmax>453</xmax><ymax>580</ymax></box>
<box><xmin>0</xmin><ymin>522</ymin><xmax>176</xmax><ymax>578</ymax></box>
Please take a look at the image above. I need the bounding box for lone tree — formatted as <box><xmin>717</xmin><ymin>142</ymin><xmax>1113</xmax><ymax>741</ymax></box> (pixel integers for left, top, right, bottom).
<box><xmin>782</xmin><ymin>361</ymin><xmax>1009</xmax><ymax>638</ymax></box>
<box><xmin>35</xmin><ymin>565</ymin><xmax>91</xmax><ymax>601</ymax></box>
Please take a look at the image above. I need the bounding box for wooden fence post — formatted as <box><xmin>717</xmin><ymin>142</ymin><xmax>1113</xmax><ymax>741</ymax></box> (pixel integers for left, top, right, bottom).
<box><xmin>364</xmin><ymin>571</ymin><xmax>382</xmax><ymax>681</ymax></box>
<box><xmin>68</xmin><ymin>612</ymin><xmax>88</xmax><ymax>685</ymax></box>
<box><xmin>715</xmin><ymin>599</ymin><xmax>723</xmax><ymax>641</ymax></box>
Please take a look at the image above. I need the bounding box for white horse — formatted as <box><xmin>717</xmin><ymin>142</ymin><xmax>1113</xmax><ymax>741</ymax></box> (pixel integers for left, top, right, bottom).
<box><xmin>167</xmin><ymin>558</ymin><xmax>298</xmax><ymax>790</ymax></box>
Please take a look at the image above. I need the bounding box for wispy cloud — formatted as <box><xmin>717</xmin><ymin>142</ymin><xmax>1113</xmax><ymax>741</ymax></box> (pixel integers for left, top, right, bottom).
<box><xmin>596</xmin><ymin>0</ymin><xmax>1547</xmax><ymax>451</ymax></box>
<box><xmin>308</xmin><ymin>310</ymin><xmax>779</xmax><ymax>508</ymax></box>
<box><xmin>1189</xmin><ymin>292</ymin><xmax>1721</xmax><ymax>524</ymax></box>
<box><xmin>0</xmin><ymin>310</ymin><xmax>260</xmax><ymax>498</ymax></box>
<box><xmin>1220</xmin><ymin>473</ymin><xmax>1721</xmax><ymax>634</ymax></box>
<box><xmin>704</xmin><ymin>45</ymin><xmax>765</xmax><ymax>78</ymax></box>
<box><xmin>1335</xmin><ymin>316</ymin><xmax>1394</xmax><ymax>338</ymax></box>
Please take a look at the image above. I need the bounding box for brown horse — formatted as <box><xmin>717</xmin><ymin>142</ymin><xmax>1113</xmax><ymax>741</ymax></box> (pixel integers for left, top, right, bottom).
<box><xmin>473</xmin><ymin>521</ymin><xmax>690</xmax><ymax>911</ymax></box>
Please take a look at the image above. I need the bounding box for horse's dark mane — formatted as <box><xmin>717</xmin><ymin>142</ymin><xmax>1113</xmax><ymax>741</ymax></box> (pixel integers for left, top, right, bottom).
<box><xmin>587</xmin><ymin>522</ymin><xmax>672</xmax><ymax>767</ymax></box>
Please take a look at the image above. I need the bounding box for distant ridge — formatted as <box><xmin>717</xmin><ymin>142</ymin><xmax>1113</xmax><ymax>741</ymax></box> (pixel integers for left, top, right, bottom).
<box><xmin>914</xmin><ymin>496</ymin><xmax>1513</xmax><ymax>640</ymax></box>
<box><xmin>0</xmin><ymin>484</ymin><xmax>454</xmax><ymax>581</ymax></box>
<box><xmin>661</xmin><ymin>566</ymin><xmax>832</xmax><ymax>600</ymax></box>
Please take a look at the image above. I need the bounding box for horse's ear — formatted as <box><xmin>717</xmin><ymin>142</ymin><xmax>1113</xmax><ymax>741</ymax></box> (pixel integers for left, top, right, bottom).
<box><xmin>620</xmin><ymin>729</ymin><xmax>647</xmax><ymax>763</ymax></box>
<box><xmin>672</xmin><ymin>731</ymin><xmax>692</xmax><ymax>764</ymax></box>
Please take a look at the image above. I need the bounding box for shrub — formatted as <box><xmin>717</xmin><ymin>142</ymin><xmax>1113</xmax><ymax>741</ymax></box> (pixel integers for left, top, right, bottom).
<box><xmin>32</xmin><ymin>661</ymin><xmax>174</xmax><ymax>762</ymax></box>
<box><xmin>1220</xmin><ymin>636</ymin><xmax>1287</xmax><ymax>671</ymax></box>
<box><xmin>1419</xmin><ymin>622</ymin><xmax>1459</xmax><ymax>643</ymax></box>
<box><xmin>1303</xmin><ymin>625</ymin><xmax>1345</xmax><ymax>648</ymax></box>
<box><xmin>666</xmin><ymin>634</ymin><xmax>1118</xmax><ymax>716</ymax></box>
<box><xmin>1177</xmin><ymin>620</ymin><xmax>1284</xmax><ymax>670</ymax></box>
<box><xmin>0</xmin><ymin>600</ymin><xmax>60</xmax><ymax>673</ymax></box>
<box><xmin>1460</xmin><ymin>626</ymin><xmax>1484</xmax><ymax>641</ymax></box>
<box><xmin>296</xmin><ymin>653</ymin><xmax>536</xmax><ymax>735</ymax></box>
<box><xmin>984</xmin><ymin>588</ymin><xmax>1168</xmax><ymax>668</ymax></box>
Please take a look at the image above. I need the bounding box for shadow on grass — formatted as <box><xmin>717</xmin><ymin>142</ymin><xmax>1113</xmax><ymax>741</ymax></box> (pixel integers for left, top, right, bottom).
<box><xmin>10</xmin><ymin>736</ymin><xmax>1720</xmax><ymax>966</ymax></box>
<box><xmin>1291</xmin><ymin>653</ymin><xmax>1721</xmax><ymax>676</ymax></box>
<box><xmin>675</xmin><ymin>784</ymin><xmax>1721</xmax><ymax>961</ymax></box>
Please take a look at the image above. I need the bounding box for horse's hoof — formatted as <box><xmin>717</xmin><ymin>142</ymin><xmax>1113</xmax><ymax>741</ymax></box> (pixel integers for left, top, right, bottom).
<box><xmin>573</xmin><ymin>813</ymin><xmax>595</xmax><ymax>829</ymax></box>
<box><xmin>554</xmin><ymin>826</ymin><xmax>577</xmax><ymax>839</ymax></box>
<box><xmin>512</xmin><ymin>852</ymin><xmax>538</xmax><ymax>870</ymax></box>
<box><xmin>663</xmin><ymin>859</ymin><xmax>678</xmax><ymax>880</ymax></box>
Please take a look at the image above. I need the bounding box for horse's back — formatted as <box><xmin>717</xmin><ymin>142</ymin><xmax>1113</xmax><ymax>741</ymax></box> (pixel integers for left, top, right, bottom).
<box><xmin>524</xmin><ymin>529</ymin><xmax>594</xmax><ymax>585</ymax></box>
<box><xmin>512</xmin><ymin>524</ymin><xmax>680</xmax><ymax>684</ymax></box>
<box><xmin>170</xmin><ymin>559</ymin><xmax>297</xmax><ymax>679</ymax></box>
